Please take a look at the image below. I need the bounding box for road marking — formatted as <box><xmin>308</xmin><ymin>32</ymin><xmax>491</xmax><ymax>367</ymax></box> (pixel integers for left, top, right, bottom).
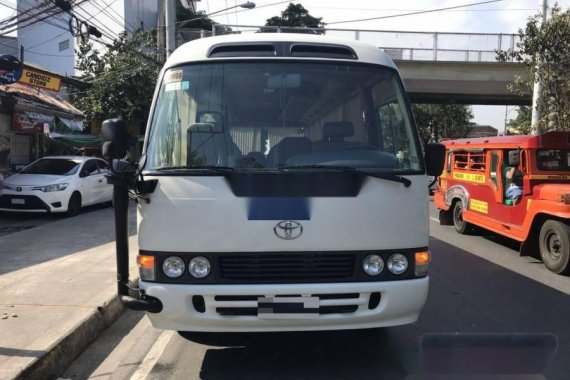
<box><xmin>430</xmin><ymin>217</ymin><xmax>440</xmax><ymax>223</ymax></box>
<box><xmin>129</xmin><ymin>330</ymin><xmax>175</xmax><ymax>380</ymax></box>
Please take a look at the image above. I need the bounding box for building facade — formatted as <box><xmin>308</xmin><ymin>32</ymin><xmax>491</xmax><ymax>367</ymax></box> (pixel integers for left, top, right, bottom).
<box><xmin>16</xmin><ymin>0</ymin><xmax>158</xmax><ymax>76</ymax></box>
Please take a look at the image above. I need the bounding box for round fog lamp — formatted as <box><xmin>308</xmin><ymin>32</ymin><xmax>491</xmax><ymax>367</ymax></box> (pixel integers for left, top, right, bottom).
<box><xmin>189</xmin><ymin>256</ymin><xmax>211</xmax><ymax>279</ymax></box>
<box><xmin>363</xmin><ymin>254</ymin><xmax>384</xmax><ymax>276</ymax></box>
<box><xmin>162</xmin><ymin>256</ymin><xmax>185</xmax><ymax>278</ymax></box>
<box><xmin>387</xmin><ymin>253</ymin><xmax>408</xmax><ymax>275</ymax></box>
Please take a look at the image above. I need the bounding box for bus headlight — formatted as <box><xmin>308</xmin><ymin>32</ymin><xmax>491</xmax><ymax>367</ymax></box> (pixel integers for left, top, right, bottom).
<box><xmin>162</xmin><ymin>256</ymin><xmax>185</xmax><ymax>278</ymax></box>
<box><xmin>189</xmin><ymin>256</ymin><xmax>211</xmax><ymax>279</ymax></box>
<box><xmin>363</xmin><ymin>254</ymin><xmax>384</xmax><ymax>276</ymax></box>
<box><xmin>387</xmin><ymin>253</ymin><xmax>408</xmax><ymax>275</ymax></box>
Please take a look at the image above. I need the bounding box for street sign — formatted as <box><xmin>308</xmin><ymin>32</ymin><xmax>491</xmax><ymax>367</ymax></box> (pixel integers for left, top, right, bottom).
<box><xmin>0</xmin><ymin>55</ymin><xmax>23</xmax><ymax>85</ymax></box>
<box><xmin>19</xmin><ymin>67</ymin><xmax>61</xmax><ymax>92</ymax></box>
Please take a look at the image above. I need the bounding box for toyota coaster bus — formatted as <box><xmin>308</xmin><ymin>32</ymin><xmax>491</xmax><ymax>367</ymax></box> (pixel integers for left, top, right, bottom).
<box><xmin>102</xmin><ymin>33</ymin><xmax>445</xmax><ymax>333</ymax></box>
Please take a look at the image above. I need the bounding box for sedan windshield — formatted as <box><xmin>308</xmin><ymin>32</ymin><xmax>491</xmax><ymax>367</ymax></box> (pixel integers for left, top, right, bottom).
<box><xmin>20</xmin><ymin>159</ymin><xmax>80</xmax><ymax>175</ymax></box>
<box><xmin>146</xmin><ymin>62</ymin><xmax>422</xmax><ymax>172</ymax></box>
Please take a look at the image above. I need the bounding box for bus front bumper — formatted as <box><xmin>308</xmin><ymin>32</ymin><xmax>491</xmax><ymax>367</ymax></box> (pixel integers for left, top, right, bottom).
<box><xmin>139</xmin><ymin>277</ymin><xmax>429</xmax><ymax>332</ymax></box>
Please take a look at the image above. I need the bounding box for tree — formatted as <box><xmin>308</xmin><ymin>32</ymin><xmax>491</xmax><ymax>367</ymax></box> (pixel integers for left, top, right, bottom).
<box><xmin>497</xmin><ymin>5</ymin><xmax>570</xmax><ymax>132</ymax></box>
<box><xmin>263</xmin><ymin>3</ymin><xmax>325</xmax><ymax>33</ymax></box>
<box><xmin>412</xmin><ymin>104</ymin><xmax>473</xmax><ymax>142</ymax></box>
<box><xmin>75</xmin><ymin>29</ymin><xmax>159</xmax><ymax>134</ymax></box>
<box><xmin>507</xmin><ymin>106</ymin><xmax>532</xmax><ymax>135</ymax></box>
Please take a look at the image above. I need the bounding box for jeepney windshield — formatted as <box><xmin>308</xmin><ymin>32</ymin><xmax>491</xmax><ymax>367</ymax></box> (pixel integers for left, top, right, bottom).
<box><xmin>537</xmin><ymin>149</ymin><xmax>570</xmax><ymax>171</ymax></box>
<box><xmin>145</xmin><ymin>61</ymin><xmax>422</xmax><ymax>172</ymax></box>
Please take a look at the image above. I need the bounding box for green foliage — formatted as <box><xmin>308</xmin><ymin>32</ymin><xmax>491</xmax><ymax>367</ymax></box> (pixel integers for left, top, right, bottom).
<box><xmin>497</xmin><ymin>5</ymin><xmax>570</xmax><ymax>132</ymax></box>
<box><xmin>412</xmin><ymin>104</ymin><xmax>473</xmax><ymax>142</ymax></box>
<box><xmin>75</xmin><ymin>29</ymin><xmax>158</xmax><ymax>131</ymax></box>
<box><xmin>507</xmin><ymin>106</ymin><xmax>532</xmax><ymax>135</ymax></box>
<box><xmin>263</xmin><ymin>3</ymin><xmax>324</xmax><ymax>33</ymax></box>
<box><xmin>176</xmin><ymin>3</ymin><xmax>216</xmax><ymax>30</ymax></box>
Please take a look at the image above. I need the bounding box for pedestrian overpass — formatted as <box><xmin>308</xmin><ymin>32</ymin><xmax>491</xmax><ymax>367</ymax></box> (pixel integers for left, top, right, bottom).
<box><xmin>178</xmin><ymin>25</ymin><xmax>532</xmax><ymax>106</ymax></box>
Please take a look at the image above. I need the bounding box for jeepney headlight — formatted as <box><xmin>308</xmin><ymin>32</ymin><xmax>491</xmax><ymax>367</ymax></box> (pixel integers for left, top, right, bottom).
<box><xmin>387</xmin><ymin>253</ymin><xmax>408</xmax><ymax>275</ymax></box>
<box><xmin>561</xmin><ymin>193</ymin><xmax>570</xmax><ymax>204</ymax></box>
<box><xmin>363</xmin><ymin>254</ymin><xmax>384</xmax><ymax>276</ymax></box>
<box><xmin>189</xmin><ymin>256</ymin><xmax>211</xmax><ymax>279</ymax></box>
<box><xmin>162</xmin><ymin>256</ymin><xmax>185</xmax><ymax>278</ymax></box>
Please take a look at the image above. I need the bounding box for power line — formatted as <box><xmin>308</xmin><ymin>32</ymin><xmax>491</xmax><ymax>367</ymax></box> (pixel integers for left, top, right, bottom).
<box><xmin>73</xmin><ymin>3</ymin><xmax>122</xmax><ymax>40</ymax></box>
<box><xmin>99</xmin><ymin>0</ymin><xmax>137</xmax><ymax>32</ymax></box>
<box><xmin>326</xmin><ymin>0</ymin><xmax>505</xmax><ymax>25</ymax></box>
<box><xmin>89</xmin><ymin>0</ymin><xmax>133</xmax><ymax>34</ymax></box>
<box><xmin>208</xmin><ymin>0</ymin><xmax>291</xmax><ymax>19</ymax></box>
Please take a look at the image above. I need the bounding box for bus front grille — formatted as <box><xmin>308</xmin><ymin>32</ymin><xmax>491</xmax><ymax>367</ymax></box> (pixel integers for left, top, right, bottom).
<box><xmin>218</xmin><ymin>253</ymin><xmax>356</xmax><ymax>282</ymax></box>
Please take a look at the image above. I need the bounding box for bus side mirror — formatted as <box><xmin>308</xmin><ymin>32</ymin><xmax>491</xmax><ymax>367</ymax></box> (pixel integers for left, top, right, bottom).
<box><xmin>101</xmin><ymin>118</ymin><xmax>128</xmax><ymax>160</ymax></box>
<box><xmin>425</xmin><ymin>143</ymin><xmax>446</xmax><ymax>176</ymax></box>
<box><xmin>508</xmin><ymin>151</ymin><xmax>520</xmax><ymax>167</ymax></box>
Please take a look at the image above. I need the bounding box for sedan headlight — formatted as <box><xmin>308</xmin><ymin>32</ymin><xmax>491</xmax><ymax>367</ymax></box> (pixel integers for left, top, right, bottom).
<box><xmin>387</xmin><ymin>253</ymin><xmax>408</xmax><ymax>275</ymax></box>
<box><xmin>162</xmin><ymin>256</ymin><xmax>185</xmax><ymax>278</ymax></box>
<box><xmin>363</xmin><ymin>254</ymin><xmax>384</xmax><ymax>276</ymax></box>
<box><xmin>41</xmin><ymin>183</ymin><xmax>69</xmax><ymax>192</ymax></box>
<box><xmin>189</xmin><ymin>256</ymin><xmax>211</xmax><ymax>279</ymax></box>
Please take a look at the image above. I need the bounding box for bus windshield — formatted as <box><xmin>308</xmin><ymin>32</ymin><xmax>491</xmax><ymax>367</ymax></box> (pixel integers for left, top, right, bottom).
<box><xmin>146</xmin><ymin>62</ymin><xmax>422</xmax><ymax>172</ymax></box>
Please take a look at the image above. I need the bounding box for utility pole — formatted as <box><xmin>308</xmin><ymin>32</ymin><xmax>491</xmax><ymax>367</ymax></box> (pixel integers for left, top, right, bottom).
<box><xmin>165</xmin><ymin>0</ymin><xmax>176</xmax><ymax>58</ymax></box>
<box><xmin>157</xmin><ymin>1</ymin><xmax>165</xmax><ymax>63</ymax></box>
<box><xmin>531</xmin><ymin>0</ymin><xmax>548</xmax><ymax>135</ymax></box>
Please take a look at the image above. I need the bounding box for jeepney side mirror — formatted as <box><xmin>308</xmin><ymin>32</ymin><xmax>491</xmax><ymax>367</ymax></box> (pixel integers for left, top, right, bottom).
<box><xmin>101</xmin><ymin>118</ymin><xmax>128</xmax><ymax>161</ymax></box>
<box><xmin>425</xmin><ymin>143</ymin><xmax>446</xmax><ymax>176</ymax></box>
<box><xmin>508</xmin><ymin>150</ymin><xmax>520</xmax><ymax>167</ymax></box>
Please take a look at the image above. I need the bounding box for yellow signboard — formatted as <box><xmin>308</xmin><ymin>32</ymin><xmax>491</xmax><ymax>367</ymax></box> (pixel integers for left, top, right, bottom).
<box><xmin>19</xmin><ymin>68</ymin><xmax>61</xmax><ymax>91</ymax></box>
<box><xmin>529</xmin><ymin>175</ymin><xmax>570</xmax><ymax>180</ymax></box>
<box><xmin>453</xmin><ymin>171</ymin><xmax>486</xmax><ymax>184</ymax></box>
<box><xmin>470</xmin><ymin>199</ymin><xmax>488</xmax><ymax>214</ymax></box>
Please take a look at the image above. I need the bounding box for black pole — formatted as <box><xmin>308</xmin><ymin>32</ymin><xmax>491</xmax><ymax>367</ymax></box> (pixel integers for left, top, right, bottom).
<box><xmin>114</xmin><ymin>180</ymin><xmax>130</xmax><ymax>297</ymax></box>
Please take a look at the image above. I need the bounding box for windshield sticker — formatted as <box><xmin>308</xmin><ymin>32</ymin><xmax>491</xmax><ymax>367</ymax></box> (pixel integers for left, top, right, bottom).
<box><xmin>165</xmin><ymin>81</ymin><xmax>190</xmax><ymax>92</ymax></box>
<box><xmin>164</xmin><ymin>69</ymin><xmax>183</xmax><ymax>84</ymax></box>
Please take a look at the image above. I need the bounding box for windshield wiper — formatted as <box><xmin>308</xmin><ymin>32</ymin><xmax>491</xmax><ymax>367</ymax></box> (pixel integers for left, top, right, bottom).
<box><xmin>155</xmin><ymin>165</ymin><xmax>235</xmax><ymax>175</ymax></box>
<box><xmin>281</xmin><ymin>165</ymin><xmax>412</xmax><ymax>187</ymax></box>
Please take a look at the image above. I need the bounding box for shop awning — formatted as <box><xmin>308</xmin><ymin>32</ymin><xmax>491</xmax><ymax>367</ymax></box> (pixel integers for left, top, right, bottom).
<box><xmin>58</xmin><ymin>117</ymin><xmax>84</xmax><ymax>132</ymax></box>
<box><xmin>50</xmin><ymin>132</ymin><xmax>100</xmax><ymax>147</ymax></box>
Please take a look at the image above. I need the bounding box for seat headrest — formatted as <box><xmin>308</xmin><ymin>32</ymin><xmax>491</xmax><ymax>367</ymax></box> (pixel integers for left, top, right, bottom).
<box><xmin>322</xmin><ymin>122</ymin><xmax>354</xmax><ymax>139</ymax></box>
<box><xmin>188</xmin><ymin>123</ymin><xmax>223</xmax><ymax>133</ymax></box>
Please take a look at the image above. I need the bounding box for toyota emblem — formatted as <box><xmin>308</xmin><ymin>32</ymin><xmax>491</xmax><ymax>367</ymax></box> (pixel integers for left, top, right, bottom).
<box><xmin>16</xmin><ymin>187</ymin><xmax>22</xmax><ymax>192</ymax></box>
<box><xmin>273</xmin><ymin>220</ymin><xmax>303</xmax><ymax>240</ymax></box>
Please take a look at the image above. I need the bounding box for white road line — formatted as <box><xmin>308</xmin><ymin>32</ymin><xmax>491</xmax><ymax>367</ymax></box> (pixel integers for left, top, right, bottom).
<box><xmin>429</xmin><ymin>217</ymin><xmax>440</xmax><ymax>223</ymax></box>
<box><xmin>129</xmin><ymin>330</ymin><xmax>175</xmax><ymax>380</ymax></box>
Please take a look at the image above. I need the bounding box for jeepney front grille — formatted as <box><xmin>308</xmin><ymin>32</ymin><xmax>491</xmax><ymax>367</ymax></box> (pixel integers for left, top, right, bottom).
<box><xmin>218</xmin><ymin>253</ymin><xmax>356</xmax><ymax>282</ymax></box>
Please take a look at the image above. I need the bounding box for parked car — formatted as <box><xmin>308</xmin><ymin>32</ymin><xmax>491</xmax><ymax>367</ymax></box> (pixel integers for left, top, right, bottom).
<box><xmin>0</xmin><ymin>156</ymin><xmax>112</xmax><ymax>216</ymax></box>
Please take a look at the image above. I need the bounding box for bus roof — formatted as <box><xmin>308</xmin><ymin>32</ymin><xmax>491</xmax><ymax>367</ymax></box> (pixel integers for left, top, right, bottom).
<box><xmin>443</xmin><ymin>131</ymin><xmax>570</xmax><ymax>150</ymax></box>
<box><xmin>165</xmin><ymin>33</ymin><xmax>397</xmax><ymax>70</ymax></box>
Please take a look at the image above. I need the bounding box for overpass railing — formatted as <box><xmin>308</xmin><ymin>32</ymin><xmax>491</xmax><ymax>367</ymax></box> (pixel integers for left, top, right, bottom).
<box><xmin>177</xmin><ymin>25</ymin><xmax>519</xmax><ymax>63</ymax></box>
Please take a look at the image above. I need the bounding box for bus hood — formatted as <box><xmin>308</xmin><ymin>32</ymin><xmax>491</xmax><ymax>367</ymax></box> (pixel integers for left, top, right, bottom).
<box><xmin>137</xmin><ymin>175</ymin><xmax>429</xmax><ymax>252</ymax></box>
<box><xmin>535</xmin><ymin>183</ymin><xmax>570</xmax><ymax>202</ymax></box>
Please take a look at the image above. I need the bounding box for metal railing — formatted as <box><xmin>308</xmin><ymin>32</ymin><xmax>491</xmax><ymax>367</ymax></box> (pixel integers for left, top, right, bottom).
<box><xmin>177</xmin><ymin>24</ymin><xmax>519</xmax><ymax>63</ymax></box>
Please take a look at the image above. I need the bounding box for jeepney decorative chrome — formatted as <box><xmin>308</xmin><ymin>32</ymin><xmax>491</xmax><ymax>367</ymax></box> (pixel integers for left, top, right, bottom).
<box><xmin>274</xmin><ymin>221</ymin><xmax>303</xmax><ymax>240</ymax></box>
<box><xmin>445</xmin><ymin>185</ymin><xmax>470</xmax><ymax>209</ymax></box>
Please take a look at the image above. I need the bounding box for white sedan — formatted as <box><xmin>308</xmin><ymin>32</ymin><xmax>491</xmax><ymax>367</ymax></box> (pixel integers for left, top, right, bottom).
<box><xmin>0</xmin><ymin>156</ymin><xmax>113</xmax><ymax>216</ymax></box>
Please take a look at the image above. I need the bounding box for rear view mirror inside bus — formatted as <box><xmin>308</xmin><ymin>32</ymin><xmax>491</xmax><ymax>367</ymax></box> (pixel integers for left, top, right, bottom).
<box><xmin>266</xmin><ymin>73</ymin><xmax>301</xmax><ymax>88</ymax></box>
<box><xmin>425</xmin><ymin>143</ymin><xmax>446</xmax><ymax>176</ymax></box>
<box><xmin>508</xmin><ymin>150</ymin><xmax>520</xmax><ymax>167</ymax></box>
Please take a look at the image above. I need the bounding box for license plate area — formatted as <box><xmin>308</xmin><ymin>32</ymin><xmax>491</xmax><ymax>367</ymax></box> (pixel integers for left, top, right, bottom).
<box><xmin>258</xmin><ymin>296</ymin><xmax>319</xmax><ymax>319</ymax></box>
<box><xmin>11</xmin><ymin>198</ymin><xmax>25</xmax><ymax>205</ymax></box>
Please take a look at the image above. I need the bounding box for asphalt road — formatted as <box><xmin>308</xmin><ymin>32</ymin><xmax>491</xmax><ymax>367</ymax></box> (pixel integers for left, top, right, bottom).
<box><xmin>62</xmin><ymin>202</ymin><xmax>570</xmax><ymax>380</ymax></box>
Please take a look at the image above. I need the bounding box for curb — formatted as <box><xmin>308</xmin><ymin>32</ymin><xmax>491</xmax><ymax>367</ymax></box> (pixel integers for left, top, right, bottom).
<box><xmin>15</xmin><ymin>296</ymin><xmax>125</xmax><ymax>380</ymax></box>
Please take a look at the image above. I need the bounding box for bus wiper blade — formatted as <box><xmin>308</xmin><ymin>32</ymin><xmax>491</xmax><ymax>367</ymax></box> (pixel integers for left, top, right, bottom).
<box><xmin>282</xmin><ymin>165</ymin><xmax>411</xmax><ymax>187</ymax></box>
<box><xmin>155</xmin><ymin>165</ymin><xmax>235</xmax><ymax>175</ymax></box>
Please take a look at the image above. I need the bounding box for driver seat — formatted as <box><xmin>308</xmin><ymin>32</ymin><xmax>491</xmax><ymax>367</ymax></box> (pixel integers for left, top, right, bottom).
<box><xmin>314</xmin><ymin>122</ymin><xmax>355</xmax><ymax>151</ymax></box>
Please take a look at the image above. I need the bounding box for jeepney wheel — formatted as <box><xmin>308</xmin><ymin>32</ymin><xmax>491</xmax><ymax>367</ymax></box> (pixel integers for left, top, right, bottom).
<box><xmin>539</xmin><ymin>220</ymin><xmax>570</xmax><ymax>275</ymax></box>
<box><xmin>452</xmin><ymin>201</ymin><xmax>471</xmax><ymax>234</ymax></box>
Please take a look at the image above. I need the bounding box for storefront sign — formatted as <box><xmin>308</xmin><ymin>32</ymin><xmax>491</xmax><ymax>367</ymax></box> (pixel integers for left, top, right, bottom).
<box><xmin>0</xmin><ymin>55</ymin><xmax>23</xmax><ymax>85</ymax></box>
<box><xmin>12</xmin><ymin>111</ymin><xmax>55</xmax><ymax>132</ymax></box>
<box><xmin>19</xmin><ymin>68</ymin><xmax>61</xmax><ymax>91</ymax></box>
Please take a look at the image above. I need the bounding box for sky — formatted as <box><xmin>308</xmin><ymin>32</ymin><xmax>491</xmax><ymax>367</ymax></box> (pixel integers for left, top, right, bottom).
<box><xmin>195</xmin><ymin>0</ymin><xmax>570</xmax><ymax>132</ymax></box>
<box><xmin>2</xmin><ymin>0</ymin><xmax>570</xmax><ymax>131</ymax></box>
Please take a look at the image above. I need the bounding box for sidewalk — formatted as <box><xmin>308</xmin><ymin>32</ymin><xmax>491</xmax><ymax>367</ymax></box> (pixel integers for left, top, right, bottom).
<box><xmin>0</xmin><ymin>206</ymin><xmax>138</xmax><ymax>380</ymax></box>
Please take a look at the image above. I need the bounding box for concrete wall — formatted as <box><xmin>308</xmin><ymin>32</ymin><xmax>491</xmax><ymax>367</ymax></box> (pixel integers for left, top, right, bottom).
<box><xmin>0</xmin><ymin>36</ymin><xmax>18</xmax><ymax>56</ymax></box>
